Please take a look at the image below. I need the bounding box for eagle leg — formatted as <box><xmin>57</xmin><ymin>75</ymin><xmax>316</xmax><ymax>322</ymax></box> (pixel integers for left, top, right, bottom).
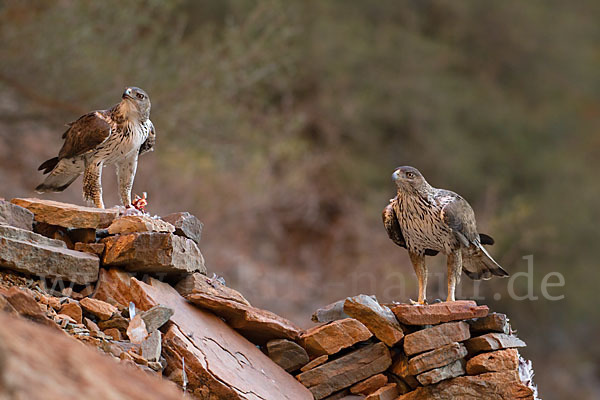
<box><xmin>408</xmin><ymin>251</ymin><xmax>427</xmax><ymax>305</ymax></box>
<box><xmin>446</xmin><ymin>248</ymin><xmax>463</xmax><ymax>302</ymax></box>
<box><xmin>83</xmin><ymin>160</ymin><xmax>104</xmax><ymax>208</ymax></box>
<box><xmin>116</xmin><ymin>153</ymin><xmax>138</xmax><ymax>207</ymax></box>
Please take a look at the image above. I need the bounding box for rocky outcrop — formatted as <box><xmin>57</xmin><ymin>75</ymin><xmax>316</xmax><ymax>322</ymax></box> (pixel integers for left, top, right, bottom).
<box><xmin>343</xmin><ymin>294</ymin><xmax>404</xmax><ymax>347</ymax></box>
<box><xmin>0</xmin><ymin>312</ymin><xmax>184</xmax><ymax>400</ymax></box>
<box><xmin>0</xmin><ymin>224</ymin><xmax>99</xmax><ymax>284</ymax></box>
<box><xmin>296</xmin><ymin>342</ymin><xmax>392</xmax><ymax>399</ymax></box>
<box><xmin>130</xmin><ymin>277</ymin><xmax>312</xmax><ymax>399</ymax></box>
<box><xmin>186</xmin><ymin>292</ymin><xmax>301</xmax><ymax>344</ymax></box>
<box><xmin>175</xmin><ymin>272</ymin><xmax>250</xmax><ymax>306</ymax></box>
<box><xmin>161</xmin><ymin>212</ymin><xmax>203</xmax><ymax>244</ymax></box>
<box><xmin>102</xmin><ymin>233</ymin><xmax>206</xmax><ymax>277</ymax></box>
<box><xmin>392</xmin><ymin>300</ymin><xmax>489</xmax><ymax>325</ymax></box>
<box><xmin>11</xmin><ymin>198</ymin><xmax>118</xmax><ymax>229</ymax></box>
<box><xmin>0</xmin><ymin>199</ymin><xmax>539</xmax><ymax>400</ymax></box>
<box><xmin>300</xmin><ymin>318</ymin><xmax>372</xmax><ymax>357</ymax></box>
<box><xmin>107</xmin><ymin>215</ymin><xmax>175</xmax><ymax>235</ymax></box>
<box><xmin>0</xmin><ymin>199</ymin><xmax>33</xmax><ymax>230</ymax></box>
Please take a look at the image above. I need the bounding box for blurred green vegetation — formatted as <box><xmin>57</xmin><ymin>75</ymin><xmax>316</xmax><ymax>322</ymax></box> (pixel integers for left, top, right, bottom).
<box><xmin>1</xmin><ymin>1</ymin><xmax>599</xmax><ymax>398</ymax></box>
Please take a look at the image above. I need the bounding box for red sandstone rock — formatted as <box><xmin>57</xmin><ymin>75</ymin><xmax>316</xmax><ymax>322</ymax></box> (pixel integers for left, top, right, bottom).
<box><xmin>80</xmin><ymin>297</ymin><xmax>118</xmax><ymax>320</ymax></box>
<box><xmin>468</xmin><ymin>312</ymin><xmax>510</xmax><ymax>335</ymax></box>
<box><xmin>104</xmin><ymin>327</ymin><xmax>123</xmax><ymax>341</ymax></box>
<box><xmin>343</xmin><ymin>295</ymin><xmax>404</xmax><ymax>346</ymax></box>
<box><xmin>133</xmin><ymin>277</ymin><xmax>313</xmax><ymax>399</ymax></box>
<box><xmin>297</xmin><ymin>342</ymin><xmax>392</xmax><ymax>400</ymax></box>
<box><xmin>0</xmin><ymin>224</ymin><xmax>99</xmax><ymax>284</ymax></box>
<box><xmin>300</xmin><ymin>318</ymin><xmax>372</xmax><ymax>357</ymax></box>
<box><xmin>465</xmin><ymin>333</ymin><xmax>526</xmax><ymax>355</ymax></box>
<box><xmin>365</xmin><ymin>383</ymin><xmax>399</xmax><ymax>400</ymax></box>
<box><xmin>60</xmin><ymin>302</ymin><xmax>83</xmax><ymax>324</ymax></box>
<box><xmin>350</xmin><ymin>373</ymin><xmax>388</xmax><ymax>395</ymax></box>
<box><xmin>404</xmin><ymin>321</ymin><xmax>470</xmax><ymax>356</ymax></box>
<box><xmin>11</xmin><ymin>198</ymin><xmax>118</xmax><ymax>229</ymax></box>
<box><xmin>392</xmin><ymin>300</ymin><xmax>488</xmax><ymax>325</ymax></box>
<box><xmin>102</xmin><ymin>232</ymin><xmax>206</xmax><ymax>276</ymax></box>
<box><xmin>416</xmin><ymin>359</ymin><xmax>465</xmax><ymax>385</ymax></box>
<box><xmin>0</xmin><ymin>312</ymin><xmax>185</xmax><ymax>399</ymax></box>
<box><xmin>301</xmin><ymin>355</ymin><xmax>329</xmax><ymax>372</ymax></box>
<box><xmin>408</xmin><ymin>342</ymin><xmax>468</xmax><ymax>375</ymax></box>
<box><xmin>92</xmin><ymin>268</ymin><xmax>134</xmax><ymax>309</ymax></box>
<box><xmin>466</xmin><ymin>348</ymin><xmax>520</xmax><ymax>374</ymax></box>
<box><xmin>74</xmin><ymin>242</ymin><xmax>105</xmax><ymax>257</ymax></box>
<box><xmin>176</xmin><ymin>272</ymin><xmax>250</xmax><ymax>306</ymax></box>
<box><xmin>187</xmin><ymin>292</ymin><xmax>301</xmax><ymax>344</ymax></box>
<box><xmin>107</xmin><ymin>215</ymin><xmax>175</xmax><ymax>235</ymax></box>
<box><xmin>396</xmin><ymin>371</ymin><xmax>534</xmax><ymax>400</ymax></box>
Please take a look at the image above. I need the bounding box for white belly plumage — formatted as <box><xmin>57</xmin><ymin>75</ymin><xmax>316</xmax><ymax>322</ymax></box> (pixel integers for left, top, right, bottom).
<box><xmin>91</xmin><ymin>122</ymin><xmax>149</xmax><ymax>166</ymax></box>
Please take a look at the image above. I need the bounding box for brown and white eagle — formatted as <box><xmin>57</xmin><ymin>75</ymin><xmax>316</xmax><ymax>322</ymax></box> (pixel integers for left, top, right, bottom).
<box><xmin>36</xmin><ymin>87</ymin><xmax>155</xmax><ymax>208</ymax></box>
<box><xmin>383</xmin><ymin>166</ymin><xmax>508</xmax><ymax>304</ymax></box>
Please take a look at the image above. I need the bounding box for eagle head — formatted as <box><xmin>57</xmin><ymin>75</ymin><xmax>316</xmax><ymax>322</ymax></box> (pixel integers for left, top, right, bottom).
<box><xmin>121</xmin><ymin>87</ymin><xmax>151</xmax><ymax>121</ymax></box>
<box><xmin>392</xmin><ymin>166</ymin><xmax>430</xmax><ymax>194</ymax></box>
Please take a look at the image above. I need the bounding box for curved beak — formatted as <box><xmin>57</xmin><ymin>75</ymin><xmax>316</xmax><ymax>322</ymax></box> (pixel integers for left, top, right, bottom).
<box><xmin>392</xmin><ymin>169</ymin><xmax>401</xmax><ymax>182</ymax></box>
<box><xmin>122</xmin><ymin>88</ymin><xmax>134</xmax><ymax>100</ymax></box>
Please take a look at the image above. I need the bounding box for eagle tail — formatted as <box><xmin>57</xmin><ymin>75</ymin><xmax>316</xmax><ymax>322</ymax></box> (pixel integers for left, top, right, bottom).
<box><xmin>38</xmin><ymin>157</ymin><xmax>59</xmax><ymax>174</ymax></box>
<box><xmin>462</xmin><ymin>242</ymin><xmax>509</xmax><ymax>280</ymax></box>
<box><xmin>35</xmin><ymin>159</ymin><xmax>82</xmax><ymax>193</ymax></box>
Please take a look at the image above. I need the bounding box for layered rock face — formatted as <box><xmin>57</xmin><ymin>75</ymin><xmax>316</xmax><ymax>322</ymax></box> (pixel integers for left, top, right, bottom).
<box><xmin>0</xmin><ymin>198</ymin><xmax>539</xmax><ymax>400</ymax></box>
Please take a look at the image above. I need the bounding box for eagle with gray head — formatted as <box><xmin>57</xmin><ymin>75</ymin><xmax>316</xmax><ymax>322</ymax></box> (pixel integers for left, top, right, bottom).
<box><xmin>36</xmin><ymin>87</ymin><xmax>155</xmax><ymax>208</ymax></box>
<box><xmin>383</xmin><ymin>166</ymin><xmax>508</xmax><ymax>304</ymax></box>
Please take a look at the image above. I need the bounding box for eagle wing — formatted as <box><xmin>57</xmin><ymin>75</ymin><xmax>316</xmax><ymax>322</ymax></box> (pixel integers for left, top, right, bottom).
<box><xmin>383</xmin><ymin>198</ymin><xmax>406</xmax><ymax>247</ymax></box>
<box><xmin>139</xmin><ymin>119</ymin><xmax>155</xmax><ymax>155</ymax></box>
<box><xmin>439</xmin><ymin>191</ymin><xmax>479</xmax><ymax>246</ymax></box>
<box><xmin>383</xmin><ymin>197</ymin><xmax>439</xmax><ymax>256</ymax></box>
<box><xmin>58</xmin><ymin>112</ymin><xmax>112</xmax><ymax>160</ymax></box>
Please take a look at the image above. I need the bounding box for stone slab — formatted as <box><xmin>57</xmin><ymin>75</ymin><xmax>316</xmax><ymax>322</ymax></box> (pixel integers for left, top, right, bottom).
<box><xmin>344</xmin><ymin>294</ymin><xmax>404</xmax><ymax>346</ymax></box>
<box><xmin>296</xmin><ymin>342</ymin><xmax>392</xmax><ymax>400</ymax></box>
<box><xmin>466</xmin><ymin>348</ymin><xmax>520</xmax><ymax>375</ymax></box>
<box><xmin>392</xmin><ymin>300</ymin><xmax>488</xmax><ymax>326</ymax></box>
<box><xmin>396</xmin><ymin>371</ymin><xmax>535</xmax><ymax>400</ymax></box>
<box><xmin>416</xmin><ymin>359</ymin><xmax>465</xmax><ymax>385</ymax></box>
<box><xmin>0</xmin><ymin>227</ymin><xmax>99</xmax><ymax>284</ymax></box>
<box><xmin>266</xmin><ymin>338</ymin><xmax>310</xmax><ymax>372</ymax></box>
<box><xmin>404</xmin><ymin>321</ymin><xmax>470</xmax><ymax>356</ymax></box>
<box><xmin>468</xmin><ymin>313</ymin><xmax>510</xmax><ymax>335</ymax></box>
<box><xmin>11</xmin><ymin>198</ymin><xmax>118</xmax><ymax>229</ymax></box>
<box><xmin>161</xmin><ymin>212</ymin><xmax>203</xmax><ymax>244</ymax></box>
<box><xmin>102</xmin><ymin>232</ymin><xmax>206</xmax><ymax>276</ymax></box>
<box><xmin>107</xmin><ymin>215</ymin><xmax>175</xmax><ymax>235</ymax></box>
<box><xmin>132</xmin><ymin>278</ymin><xmax>312</xmax><ymax>399</ymax></box>
<box><xmin>187</xmin><ymin>292</ymin><xmax>301</xmax><ymax>345</ymax></box>
<box><xmin>175</xmin><ymin>272</ymin><xmax>250</xmax><ymax>306</ymax></box>
<box><xmin>300</xmin><ymin>318</ymin><xmax>372</xmax><ymax>357</ymax></box>
<box><xmin>465</xmin><ymin>333</ymin><xmax>526</xmax><ymax>355</ymax></box>
<box><xmin>408</xmin><ymin>342</ymin><xmax>468</xmax><ymax>375</ymax></box>
<box><xmin>0</xmin><ymin>199</ymin><xmax>34</xmax><ymax>230</ymax></box>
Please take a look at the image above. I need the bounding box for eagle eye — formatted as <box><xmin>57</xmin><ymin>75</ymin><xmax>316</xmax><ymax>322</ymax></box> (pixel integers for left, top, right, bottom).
<box><xmin>136</xmin><ymin>93</ymin><xmax>144</xmax><ymax>100</ymax></box>
<box><xmin>406</xmin><ymin>171</ymin><xmax>415</xmax><ymax>179</ymax></box>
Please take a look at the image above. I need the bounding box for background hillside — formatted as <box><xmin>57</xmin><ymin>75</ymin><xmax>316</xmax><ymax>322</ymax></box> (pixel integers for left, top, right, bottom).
<box><xmin>0</xmin><ymin>1</ymin><xmax>598</xmax><ymax>398</ymax></box>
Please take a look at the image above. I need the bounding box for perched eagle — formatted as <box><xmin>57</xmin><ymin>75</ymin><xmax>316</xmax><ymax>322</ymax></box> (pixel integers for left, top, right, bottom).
<box><xmin>36</xmin><ymin>87</ymin><xmax>155</xmax><ymax>208</ymax></box>
<box><xmin>383</xmin><ymin>166</ymin><xmax>508</xmax><ymax>304</ymax></box>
